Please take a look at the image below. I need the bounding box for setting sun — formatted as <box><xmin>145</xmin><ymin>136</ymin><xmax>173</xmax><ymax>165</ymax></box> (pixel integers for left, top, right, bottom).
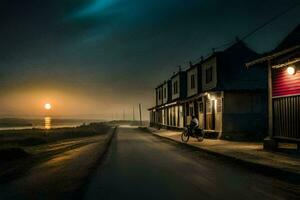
<box><xmin>44</xmin><ymin>103</ymin><xmax>52</xmax><ymax>110</ymax></box>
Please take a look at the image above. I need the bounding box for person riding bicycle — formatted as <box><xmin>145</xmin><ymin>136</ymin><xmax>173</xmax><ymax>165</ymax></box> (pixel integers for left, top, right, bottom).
<box><xmin>189</xmin><ymin>115</ymin><xmax>199</xmax><ymax>133</ymax></box>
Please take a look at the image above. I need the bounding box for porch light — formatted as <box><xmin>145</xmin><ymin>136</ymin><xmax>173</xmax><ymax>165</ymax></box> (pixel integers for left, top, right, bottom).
<box><xmin>287</xmin><ymin>66</ymin><xmax>296</xmax><ymax>75</ymax></box>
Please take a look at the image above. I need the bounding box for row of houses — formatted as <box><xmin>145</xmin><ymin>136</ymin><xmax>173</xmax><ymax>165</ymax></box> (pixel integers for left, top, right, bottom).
<box><xmin>149</xmin><ymin>24</ymin><xmax>300</xmax><ymax>146</ymax></box>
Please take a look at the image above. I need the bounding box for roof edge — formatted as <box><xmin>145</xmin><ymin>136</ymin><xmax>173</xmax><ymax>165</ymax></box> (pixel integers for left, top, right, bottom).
<box><xmin>246</xmin><ymin>45</ymin><xmax>300</xmax><ymax>67</ymax></box>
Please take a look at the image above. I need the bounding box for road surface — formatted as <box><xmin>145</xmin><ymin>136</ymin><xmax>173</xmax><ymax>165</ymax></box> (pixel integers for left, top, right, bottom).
<box><xmin>0</xmin><ymin>132</ymin><xmax>113</xmax><ymax>200</ymax></box>
<box><xmin>84</xmin><ymin>126</ymin><xmax>299</xmax><ymax>200</ymax></box>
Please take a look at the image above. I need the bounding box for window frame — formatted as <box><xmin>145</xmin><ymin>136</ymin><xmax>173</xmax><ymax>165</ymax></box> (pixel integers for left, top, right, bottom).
<box><xmin>191</xmin><ymin>74</ymin><xmax>195</xmax><ymax>89</ymax></box>
<box><xmin>206</xmin><ymin>67</ymin><xmax>213</xmax><ymax>84</ymax></box>
<box><xmin>158</xmin><ymin>89</ymin><xmax>161</xmax><ymax>100</ymax></box>
<box><xmin>173</xmin><ymin>81</ymin><xmax>178</xmax><ymax>94</ymax></box>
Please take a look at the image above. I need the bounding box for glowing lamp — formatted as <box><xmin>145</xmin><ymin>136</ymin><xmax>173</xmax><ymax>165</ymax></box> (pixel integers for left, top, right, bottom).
<box><xmin>287</xmin><ymin>66</ymin><xmax>296</xmax><ymax>75</ymax></box>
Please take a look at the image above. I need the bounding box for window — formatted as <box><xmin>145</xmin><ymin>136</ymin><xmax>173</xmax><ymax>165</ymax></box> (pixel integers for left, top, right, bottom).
<box><xmin>158</xmin><ymin>89</ymin><xmax>161</xmax><ymax>100</ymax></box>
<box><xmin>206</xmin><ymin>100</ymin><xmax>212</xmax><ymax>113</ymax></box>
<box><xmin>191</xmin><ymin>74</ymin><xmax>195</xmax><ymax>89</ymax></box>
<box><xmin>164</xmin><ymin>88</ymin><xmax>166</xmax><ymax>99</ymax></box>
<box><xmin>189</xmin><ymin>107</ymin><xmax>194</xmax><ymax>116</ymax></box>
<box><xmin>189</xmin><ymin>103</ymin><xmax>194</xmax><ymax>116</ymax></box>
<box><xmin>217</xmin><ymin>99</ymin><xmax>222</xmax><ymax>113</ymax></box>
<box><xmin>206</xmin><ymin>67</ymin><xmax>213</xmax><ymax>83</ymax></box>
<box><xmin>173</xmin><ymin>81</ymin><xmax>178</xmax><ymax>94</ymax></box>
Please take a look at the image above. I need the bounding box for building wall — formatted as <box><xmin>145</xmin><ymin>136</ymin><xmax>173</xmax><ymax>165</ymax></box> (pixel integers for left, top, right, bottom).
<box><xmin>149</xmin><ymin>111</ymin><xmax>154</xmax><ymax>126</ymax></box>
<box><xmin>272</xmin><ymin>64</ymin><xmax>300</xmax><ymax>97</ymax></box>
<box><xmin>187</xmin><ymin>67</ymin><xmax>198</xmax><ymax>97</ymax></box>
<box><xmin>162</xmin><ymin>109</ymin><xmax>165</xmax><ymax>125</ymax></box>
<box><xmin>214</xmin><ymin>96</ymin><xmax>223</xmax><ymax>132</ymax></box>
<box><xmin>202</xmin><ymin>57</ymin><xmax>217</xmax><ymax>91</ymax></box>
<box><xmin>179</xmin><ymin>105</ymin><xmax>184</xmax><ymax>127</ymax></box>
<box><xmin>186</xmin><ymin>102</ymin><xmax>194</xmax><ymax>125</ymax></box>
<box><xmin>273</xmin><ymin>95</ymin><xmax>300</xmax><ymax>139</ymax></box>
<box><xmin>219</xmin><ymin>42</ymin><xmax>266</xmax><ymax>91</ymax></box>
<box><xmin>272</xmin><ymin>62</ymin><xmax>300</xmax><ymax>140</ymax></box>
<box><xmin>149</xmin><ymin>104</ymin><xmax>184</xmax><ymax>129</ymax></box>
<box><xmin>199</xmin><ymin>92</ymin><xmax>223</xmax><ymax>133</ymax></box>
<box><xmin>198</xmin><ymin>99</ymin><xmax>204</xmax><ymax>129</ymax></box>
<box><xmin>222</xmin><ymin>91</ymin><xmax>267</xmax><ymax>136</ymax></box>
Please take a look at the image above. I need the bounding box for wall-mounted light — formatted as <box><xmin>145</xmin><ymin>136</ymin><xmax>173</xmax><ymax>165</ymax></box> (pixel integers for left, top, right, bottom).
<box><xmin>287</xmin><ymin>66</ymin><xmax>296</xmax><ymax>75</ymax></box>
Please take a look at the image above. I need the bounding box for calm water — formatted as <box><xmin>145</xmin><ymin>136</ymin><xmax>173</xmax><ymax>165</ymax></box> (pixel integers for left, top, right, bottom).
<box><xmin>0</xmin><ymin>117</ymin><xmax>102</xmax><ymax>131</ymax></box>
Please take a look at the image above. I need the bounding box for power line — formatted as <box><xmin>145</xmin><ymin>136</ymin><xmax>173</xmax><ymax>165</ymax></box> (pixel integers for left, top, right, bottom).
<box><xmin>173</xmin><ymin>2</ymin><xmax>300</xmax><ymax>79</ymax></box>
<box><xmin>241</xmin><ymin>1</ymin><xmax>300</xmax><ymax>41</ymax></box>
<box><xmin>190</xmin><ymin>2</ymin><xmax>300</xmax><ymax>67</ymax></box>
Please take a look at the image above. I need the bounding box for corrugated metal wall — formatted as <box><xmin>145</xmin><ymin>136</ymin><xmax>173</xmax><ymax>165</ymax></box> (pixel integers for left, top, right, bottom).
<box><xmin>273</xmin><ymin>95</ymin><xmax>300</xmax><ymax>139</ymax></box>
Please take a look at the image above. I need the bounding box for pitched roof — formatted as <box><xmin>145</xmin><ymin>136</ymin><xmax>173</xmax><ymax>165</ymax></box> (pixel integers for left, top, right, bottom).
<box><xmin>275</xmin><ymin>24</ymin><xmax>300</xmax><ymax>51</ymax></box>
<box><xmin>246</xmin><ymin>24</ymin><xmax>300</xmax><ymax>67</ymax></box>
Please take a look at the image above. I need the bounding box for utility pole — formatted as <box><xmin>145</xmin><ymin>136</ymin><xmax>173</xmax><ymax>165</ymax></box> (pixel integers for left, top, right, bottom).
<box><xmin>139</xmin><ymin>103</ymin><xmax>142</xmax><ymax>126</ymax></box>
<box><xmin>133</xmin><ymin>106</ymin><xmax>135</xmax><ymax>121</ymax></box>
<box><xmin>123</xmin><ymin>109</ymin><xmax>125</xmax><ymax>121</ymax></box>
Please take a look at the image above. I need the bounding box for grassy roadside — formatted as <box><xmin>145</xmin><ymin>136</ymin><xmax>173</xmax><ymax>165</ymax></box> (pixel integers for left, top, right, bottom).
<box><xmin>0</xmin><ymin>122</ymin><xmax>113</xmax><ymax>183</ymax></box>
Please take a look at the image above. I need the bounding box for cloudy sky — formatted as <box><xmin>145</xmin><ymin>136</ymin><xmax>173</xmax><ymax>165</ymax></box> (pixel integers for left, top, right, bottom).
<box><xmin>0</xmin><ymin>0</ymin><xmax>299</xmax><ymax>119</ymax></box>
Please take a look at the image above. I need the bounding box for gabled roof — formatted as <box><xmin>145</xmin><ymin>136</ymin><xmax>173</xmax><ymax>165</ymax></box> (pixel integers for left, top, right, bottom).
<box><xmin>246</xmin><ymin>45</ymin><xmax>300</xmax><ymax>67</ymax></box>
<box><xmin>275</xmin><ymin>24</ymin><xmax>300</xmax><ymax>51</ymax></box>
<box><xmin>198</xmin><ymin>40</ymin><xmax>257</xmax><ymax>65</ymax></box>
<box><xmin>155</xmin><ymin>81</ymin><xmax>165</xmax><ymax>89</ymax></box>
<box><xmin>246</xmin><ymin>24</ymin><xmax>300</xmax><ymax>67</ymax></box>
<box><xmin>221</xmin><ymin>40</ymin><xmax>258</xmax><ymax>56</ymax></box>
<box><xmin>170</xmin><ymin>70</ymin><xmax>186</xmax><ymax>79</ymax></box>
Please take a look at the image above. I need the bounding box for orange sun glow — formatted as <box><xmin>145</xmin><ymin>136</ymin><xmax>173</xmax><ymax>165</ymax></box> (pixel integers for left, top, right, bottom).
<box><xmin>44</xmin><ymin>103</ymin><xmax>52</xmax><ymax>110</ymax></box>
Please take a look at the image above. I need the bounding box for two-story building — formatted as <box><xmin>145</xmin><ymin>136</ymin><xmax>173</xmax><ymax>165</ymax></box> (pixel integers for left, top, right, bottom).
<box><xmin>150</xmin><ymin>40</ymin><xmax>268</xmax><ymax>139</ymax></box>
<box><xmin>198</xmin><ymin>41</ymin><xmax>268</xmax><ymax>139</ymax></box>
<box><xmin>148</xmin><ymin>70</ymin><xmax>187</xmax><ymax>129</ymax></box>
<box><xmin>181</xmin><ymin>62</ymin><xmax>202</xmax><ymax>126</ymax></box>
<box><xmin>153</xmin><ymin>83</ymin><xmax>164</xmax><ymax>125</ymax></box>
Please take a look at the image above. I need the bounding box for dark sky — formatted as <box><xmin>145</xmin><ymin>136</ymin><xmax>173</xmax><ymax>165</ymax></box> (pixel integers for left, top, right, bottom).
<box><xmin>0</xmin><ymin>0</ymin><xmax>299</xmax><ymax>119</ymax></box>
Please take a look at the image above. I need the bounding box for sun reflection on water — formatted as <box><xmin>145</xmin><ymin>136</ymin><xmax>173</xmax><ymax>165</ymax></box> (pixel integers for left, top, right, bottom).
<box><xmin>45</xmin><ymin>117</ymin><xmax>51</xmax><ymax>129</ymax></box>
